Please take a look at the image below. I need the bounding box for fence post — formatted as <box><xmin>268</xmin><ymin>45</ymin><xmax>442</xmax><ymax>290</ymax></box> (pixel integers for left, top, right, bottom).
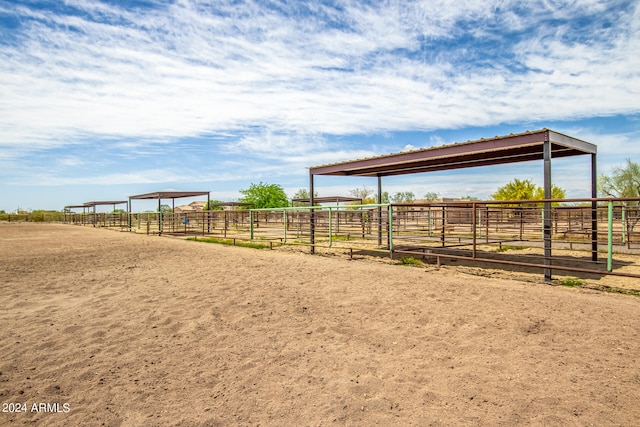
<box><xmin>329</xmin><ymin>208</ymin><xmax>333</xmax><ymax>247</ymax></box>
<box><xmin>283</xmin><ymin>210</ymin><xmax>288</xmax><ymax>243</ymax></box>
<box><xmin>472</xmin><ymin>203</ymin><xmax>477</xmax><ymax>258</ymax></box>
<box><xmin>608</xmin><ymin>201</ymin><xmax>613</xmax><ymax>272</ymax></box>
<box><xmin>388</xmin><ymin>204</ymin><xmax>393</xmax><ymax>256</ymax></box>
<box><xmin>622</xmin><ymin>205</ymin><xmax>627</xmax><ymax>245</ymax></box>
<box><xmin>250</xmin><ymin>210</ymin><xmax>254</xmax><ymax>240</ymax></box>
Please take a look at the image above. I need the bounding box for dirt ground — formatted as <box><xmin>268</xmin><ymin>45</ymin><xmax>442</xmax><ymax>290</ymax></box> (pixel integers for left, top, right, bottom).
<box><xmin>1</xmin><ymin>222</ymin><xmax>639</xmax><ymax>426</ymax></box>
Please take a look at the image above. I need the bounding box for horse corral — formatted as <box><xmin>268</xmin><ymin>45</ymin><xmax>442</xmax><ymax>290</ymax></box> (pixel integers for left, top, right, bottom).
<box><xmin>59</xmin><ymin>197</ymin><xmax>640</xmax><ymax>287</ymax></box>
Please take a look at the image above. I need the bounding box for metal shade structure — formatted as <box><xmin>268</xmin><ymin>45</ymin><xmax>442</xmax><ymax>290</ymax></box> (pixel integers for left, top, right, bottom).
<box><xmin>85</xmin><ymin>200</ymin><xmax>128</xmax><ymax>210</ymax></box>
<box><xmin>128</xmin><ymin>191</ymin><xmax>211</xmax><ymax>234</ymax></box>
<box><xmin>64</xmin><ymin>204</ymin><xmax>89</xmax><ymax>212</ymax></box>
<box><xmin>128</xmin><ymin>191</ymin><xmax>211</xmax><ymax>213</ymax></box>
<box><xmin>310</xmin><ymin>129</ymin><xmax>596</xmax><ymax>177</ymax></box>
<box><xmin>309</xmin><ymin>129</ymin><xmax>598</xmax><ymax>280</ymax></box>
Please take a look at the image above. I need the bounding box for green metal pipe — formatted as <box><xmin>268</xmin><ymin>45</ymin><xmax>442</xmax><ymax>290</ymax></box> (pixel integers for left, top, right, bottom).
<box><xmin>250</xmin><ymin>210</ymin><xmax>254</xmax><ymax>239</ymax></box>
<box><xmin>388</xmin><ymin>204</ymin><xmax>393</xmax><ymax>253</ymax></box>
<box><xmin>608</xmin><ymin>201</ymin><xmax>613</xmax><ymax>272</ymax></box>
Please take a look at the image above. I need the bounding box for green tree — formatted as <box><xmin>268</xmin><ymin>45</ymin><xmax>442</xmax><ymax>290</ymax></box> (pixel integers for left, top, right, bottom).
<box><xmin>491</xmin><ymin>179</ymin><xmax>565</xmax><ymax>203</ymax></box>
<box><xmin>390</xmin><ymin>191</ymin><xmax>415</xmax><ymax>203</ymax></box>
<box><xmin>424</xmin><ymin>192</ymin><xmax>439</xmax><ymax>201</ymax></box>
<box><xmin>204</xmin><ymin>200</ymin><xmax>224</xmax><ymax>210</ymax></box>
<box><xmin>158</xmin><ymin>204</ymin><xmax>172</xmax><ymax>213</ymax></box>
<box><xmin>349</xmin><ymin>186</ymin><xmax>376</xmax><ymax>204</ymax></box>
<box><xmin>239</xmin><ymin>182</ymin><xmax>289</xmax><ymax>209</ymax></box>
<box><xmin>600</xmin><ymin>158</ymin><xmax>640</xmax><ymax>240</ymax></box>
<box><xmin>291</xmin><ymin>188</ymin><xmax>318</xmax><ymax>206</ymax></box>
<box><xmin>600</xmin><ymin>159</ymin><xmax>640</xmax><ymax>198</ymax></box>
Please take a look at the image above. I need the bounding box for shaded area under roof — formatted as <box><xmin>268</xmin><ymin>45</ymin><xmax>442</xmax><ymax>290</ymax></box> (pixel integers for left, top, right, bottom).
<box><xmin>84</xmin><ymin>201</ymin><xmax>128</xmax><ymax>207</ymax></box>
<box><xmin>310</xmin><ymin>129</ymin><xmax>596</xmax><ymax>177</ymax></box>
<box><xmin>129</xmin><ymin>191</ymin><xmax>210</xmax><ymax>200</ymax></box>
<box><xmin>308</xmin><ymin>128</ymin><xmax>599</xmax><ymax>279</ymax></box>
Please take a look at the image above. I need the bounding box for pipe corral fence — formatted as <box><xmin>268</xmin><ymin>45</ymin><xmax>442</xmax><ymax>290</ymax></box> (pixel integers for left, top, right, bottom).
<box><xmin>57</xmin><ymin>197</ymin><xmax>640</xmax><ymax>281</ymax></box>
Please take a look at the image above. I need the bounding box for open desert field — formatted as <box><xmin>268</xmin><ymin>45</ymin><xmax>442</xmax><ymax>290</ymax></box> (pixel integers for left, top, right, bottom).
<box><xmin>1</xmin><ymin>222</ymin><xmax>639</xmax><ymax>426</ymax></box>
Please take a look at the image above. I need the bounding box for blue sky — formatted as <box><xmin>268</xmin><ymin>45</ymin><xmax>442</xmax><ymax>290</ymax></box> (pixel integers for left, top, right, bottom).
<box><xmin>1</xmin><ymin>0</ymin><xmax>639</xmax><ymax>212</ymax></box>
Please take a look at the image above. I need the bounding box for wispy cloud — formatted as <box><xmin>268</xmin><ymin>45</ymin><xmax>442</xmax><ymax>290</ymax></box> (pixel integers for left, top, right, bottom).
<box><xmin>0</xmin><ymin>0</ymin><xmax>639</xmax><ymax>208</ymax></box>
<box><xmin>2</xmin><ymin>0</ymin><xmax>638</xmax><ymax>152</ymax></box>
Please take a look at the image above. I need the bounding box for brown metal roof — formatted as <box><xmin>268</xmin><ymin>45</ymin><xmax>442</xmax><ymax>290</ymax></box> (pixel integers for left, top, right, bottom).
<box><xmin>84</xmin><ymin>201</ymin><xmax>128</xmax><ymax>207</ymax></box>
<box><xmin>292</xmin><ymin>196</ymin><xmax>362</xmax><ymax>204</ymax></box>
<box><xmin>310</xmin><ymin>129</ymin><xmax>596</xmax><ymax>177</ymax></box>
<box><xmin>129</xmin><ymin>191</ymin><xmax>210</xmax><ymax>200</ymax></box>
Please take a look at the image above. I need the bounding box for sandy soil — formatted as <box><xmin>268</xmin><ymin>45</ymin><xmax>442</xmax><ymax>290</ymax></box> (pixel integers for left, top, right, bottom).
<box><xmin>1</xmin><ymin>222</ymin><xmax>639</xmax><ymax>426</ymax></box>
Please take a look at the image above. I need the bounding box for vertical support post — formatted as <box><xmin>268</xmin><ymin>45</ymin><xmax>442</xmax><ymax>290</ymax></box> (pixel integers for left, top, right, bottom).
<box><xmin>543</xmin><ymin>134</ymin><xmax>552</xmax><ymax>281</ymax></box>
<box><xmin>329</xmin><ymin>207</ymin><xmax>333</xmax><ymax>247</ymax></box>
<box><xmin>128</xmin><ymin>198</ymin><xmax>131</xmax><ymax>231</ymax></box>
<box><xmin>388</xmin><ymin>204</ymin><xmax>394</xmax><ymax>256</ymax></box>
<box><xmin>250</xmin><ymin>210</ymin><xmax>254</xmax><ymax>240</ymax></box>
<box><xmin>377</xmin><ymin>175</ymin><xmax>382</xmax><ymax>246</ymax></box>
<box><xmin>283</xmin><ymin>210</ymin><xmax>287</xmax><ymax>243</ymax></box>
<box><xmin>472</xmin><ymin>202</ymin><xmax>477</xmax><ymax>258</ymax></box>
<box><xmin>622</xmin><ymin>206</ymin><xmax>627</xmax><ymax>244</ymax></box>
<box><xmin>608</xmin><ymin>201</ymin><xmax>613</xmax><ymax>272</ymax></box>
<box><xmin>591</xmin><ymin>153</ymin><xmax>598</xmax><ymax>261</ymax></box>
<box><xmin>485</xmin><ymin>205</ymin><xmax>489</xmax><ymax>243</ymax></box>
<box><xmin>310</xmin><ymin>172</ymin><xmax>315</xmax><ymax>254</ymax></box>
<box><xmin>207</xmin><ymin>193</ymin><xmax>211</xmax><ymax>233</ymax></box>
<box><xmin>441</xmin><ymin>206</ymin><xmax>445</xmax><ymax>247</ymax></box>
<box><xmin>158</xmin><ymin>198</ymin><xmax>162</xmax><ymax>235</ymax></box>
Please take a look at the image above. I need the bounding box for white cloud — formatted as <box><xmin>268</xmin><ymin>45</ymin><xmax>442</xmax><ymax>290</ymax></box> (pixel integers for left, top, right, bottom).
<box><xmin>1</xmin><ymin>0</ymin><xmax>640</xmax><ymax>208</ymax></box>
<box><xmin>2</xmin><ymin>0</ymin><xmax>638</xmax><ymax>154</ymax></box>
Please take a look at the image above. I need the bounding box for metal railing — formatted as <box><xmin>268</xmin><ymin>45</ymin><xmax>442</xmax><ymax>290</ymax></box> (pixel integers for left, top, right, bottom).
<box><xmin>60</xmin><ymin>198</ymin><xmax>640</xmax><ymax>280</ymax></box>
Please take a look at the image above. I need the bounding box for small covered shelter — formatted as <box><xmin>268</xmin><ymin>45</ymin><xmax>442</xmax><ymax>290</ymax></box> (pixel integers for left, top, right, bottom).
<box><xmin>128</xmin><ymin>191</ymin><xmax>210</xmax><ymax>213</ymax></box>
<box><xmin>309</xmin><ymin>129</ymin><xmax>598</xmax><ymax>280</ymax></box>
<box><xmin>85</xmin><ymin>200</ymin><xmax>128</xmax><ymax>213</ymax></box>
<box><xmin>64</xmin><ymin>204</ymin><xmax>89</xmax><ymax>213</ymax></box>
<box><xmin>128</xmin><ymin>191</ymin><xmax>211</xmax><ymax>234</ymax></box>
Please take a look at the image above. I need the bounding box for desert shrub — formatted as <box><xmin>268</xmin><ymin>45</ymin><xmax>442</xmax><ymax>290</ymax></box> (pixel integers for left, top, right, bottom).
<box><xmin>397</xmin><ymin>256</ymin><xmax>423</xmax><ymax>266</ymax></box>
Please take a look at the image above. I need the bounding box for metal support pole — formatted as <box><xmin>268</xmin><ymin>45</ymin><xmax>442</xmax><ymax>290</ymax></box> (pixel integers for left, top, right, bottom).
<box><xmin>388</xmin><ymin>204</ymin><xmax>394</xmax><ymax>255</ymax></box>
<box><xmin>329</xmin><ymin>208</ymin><xmax>333</xmax><ymax>247</ymax></box>
<box><xmin>591</xmin><ymin>153</ymin><xmax>598</xmax><ymax>261</ymax></box>
<box><xmin>543</xmin><ymin>135</ymin><xmax>552</xmax><ymax>281</ymax></box>
<box><xmin>377</xmin><ymin>175</ymin><xmax>382</xmax><ymax>246</ymax></box>
<box><xmin>158</xmin><ymin>198</ymin><xmax>162</xmax><ymax>235</ymax></box>
<box><xmin>310</xmin><ymin>172</ymin><xmax>315</xmax><ymax>254</ymax></box>
<box><xmin>472</xmin><ymin>203</ymin><xmax>477</xmax><ymax>258</ymax></box>
<box><xmin>622</xmin><ymin>206</ymin><xmax>627</xmax><ymax>244</ymax></box>
<box><xmin>283</xmin><ymin>210</ymin><xmax>287</xmax><ymax>243</ymax></box>
<box><xmin>608</xmin><ymin>201</ymin><xmax>613</xmax><ymax>272</ymax></box>
<box><xmin>250</xmin><ymin>210</ymin><xmax>254</xmax><ymax>240</ymax></box>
